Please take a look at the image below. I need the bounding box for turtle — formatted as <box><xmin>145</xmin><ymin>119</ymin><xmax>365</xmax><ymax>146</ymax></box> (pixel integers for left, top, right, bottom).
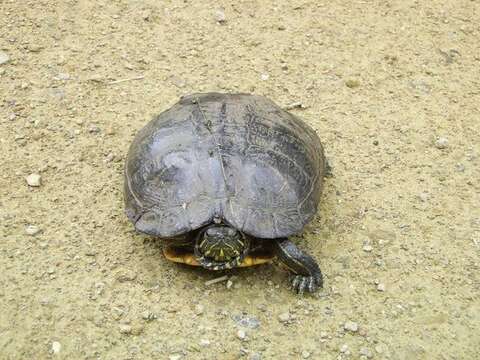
<box><xmin>124</xmin><ymin>93</ymin><xmax>327</xmax><ymax>294</ymax></box>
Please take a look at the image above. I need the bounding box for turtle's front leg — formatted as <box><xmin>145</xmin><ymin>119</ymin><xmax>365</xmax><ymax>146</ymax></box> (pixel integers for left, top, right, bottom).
<box><xmin>273</xmin><ymin>238</ymin><xmax>323</xmax><ymax>294</ymax></box>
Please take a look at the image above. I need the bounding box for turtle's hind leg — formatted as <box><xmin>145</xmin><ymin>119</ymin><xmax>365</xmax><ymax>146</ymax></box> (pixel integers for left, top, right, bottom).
<box><xmin>273</xmin><ymin>238</ymin><xmax>323</xmax><ymax>294</ymax></box>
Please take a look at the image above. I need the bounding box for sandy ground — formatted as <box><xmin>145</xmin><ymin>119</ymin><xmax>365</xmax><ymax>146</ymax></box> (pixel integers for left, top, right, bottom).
<box><xmin>1</xmin><ymin>1</ymin><xmax>479</xmax><ymax>359</ymax></box>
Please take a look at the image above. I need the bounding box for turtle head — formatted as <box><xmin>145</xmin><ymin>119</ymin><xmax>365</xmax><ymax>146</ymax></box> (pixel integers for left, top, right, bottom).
<box><xmin>195</xmin><ymin>225</ymin><xmax>250</xmax><ymax>270</ymax></box>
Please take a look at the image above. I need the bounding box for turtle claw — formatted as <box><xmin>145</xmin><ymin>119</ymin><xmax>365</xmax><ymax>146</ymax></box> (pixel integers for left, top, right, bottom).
<box><xmin>290</xmin><ymin>275</ymin><xmax>320</xmax><ymax>294</ymax></box>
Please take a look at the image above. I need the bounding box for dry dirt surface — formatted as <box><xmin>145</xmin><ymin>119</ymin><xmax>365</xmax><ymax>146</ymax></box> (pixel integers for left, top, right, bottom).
<box><xmin>1</xmin><ymin>1</ymin><xmax>479</xmax><ymax>359</ymax></box>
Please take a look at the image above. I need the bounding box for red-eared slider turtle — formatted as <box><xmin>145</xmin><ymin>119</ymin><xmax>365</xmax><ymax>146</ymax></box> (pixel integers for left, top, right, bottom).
<box><xmin>124</xmin><ymin>93</ymin><xmax>327</xmax><ymax>294</ymax></box>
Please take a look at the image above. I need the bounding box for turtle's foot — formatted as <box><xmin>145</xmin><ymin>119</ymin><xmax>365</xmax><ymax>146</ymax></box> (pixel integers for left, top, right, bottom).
<box><xmin>291</xmin><ymin>274</ymin><xmax>322</xmax><ymax>295</ymax></box>
<box><xmin>274</xmin><ymin>238</ymin><xmax>323</xmax><ymax>294</ymax></box>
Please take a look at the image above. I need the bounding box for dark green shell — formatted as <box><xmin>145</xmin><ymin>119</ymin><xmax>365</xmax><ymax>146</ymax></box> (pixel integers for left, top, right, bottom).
<box><xmin>124</xmin><ymin>93</ymin><xmax>326</xmax><ymax>238</ymax></box>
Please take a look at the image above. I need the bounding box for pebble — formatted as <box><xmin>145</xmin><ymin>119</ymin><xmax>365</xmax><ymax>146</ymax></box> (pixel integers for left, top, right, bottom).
<box><xmin>214</xmin><ymin>9</ymin><xmax>226</xmax><ymax>23</ymax></box>
<box><xmin>418</xmin><ymin>192</ymin><xmax>430</xmax><ymax>202</ymax></box>
<box><xmin>344</xmin><ymin>321</ymin><xmax>359</xmax><ymax>332</ymax></box>
<box><xmin>237</xmin><ymin>329</ymin><xmax>247</xmax><ymax>340</ymax></box>
<box><xmin>55</xmin><ymin>73</ymin><xmax>70</xmax><ymax>80</ymax></box>
<box><xmin>170</xmin><ymin>76</ymin><xmax>186</xmax><ymax>88</ymax></box>
<box><xmin>301</xmin><ymin>350</ymin><xmax>311</xmax><ymax>359</ymax></box>
<box><xmin>116</xmin><ymin>270</ymin><xmax>137</xmax><ymax>282</ymax></box>
<box><xmin>51</xmin><ymin>341</ymin><xmax>61</xmax><ymax>354</ymax></box>
<box><xmin>278</xmin><ymin>312</ymin><xmax>291</xmax><ymax>323</ymax></box>
<box><xmin>377</xmin><ymin>283</ymin><xmax>386</xmax><ymax>292</ymax></box>
<box><xmin>194</xmin><ymin>304</ymin><xmax>204</xmax><ymax>315</ymax></box>
<box><xmin>25</xmin><ymin>225</ymin><xmax>41</xmax><ymax>236</ymax></box>
<box><xmin>233</xmin><ymin>314</ymin><xmax>260</xmax><ymax>329</ymax></box>
<box><xmin>199</xmin><ymin>339</ymin><xmax>210</xmax><ymax>347</ymax></box>
<box><xmin>226</xmin><ymin>279</ymin><xmax>233</xmax><ymax>289</ymax></box>
<box><xmin>250</xmin><ymin>353</ymin><xmax>262</xmax><ymax>360</ymax></box>
<box><xmin>359</xmin><ymin>347</ymin><xmax>373</xmax><ymax>358</ymax></box>
<box><xmin>362</xmin><ymin>244</ymin><xmax>373</xmax><ymax>252</ymax></box>
<box><xmin>339</xmin><ymin>344</ymin><xmax>350</xmax><ymax>354</ymax></box>
<box><xmin>119</xmin><ymin>324</ymin><xmax>132</xmax><ymax>334</ymax></box>
<box><xmin>26</xmin><ymin>173</ymin><xmax>42</xmax><ymax>187</ymax></box>
<box><xmin>169</xmin><ymin>354</ymin><xmax>182</xmax><ymax>360</ymax></box>
<box><xmin>345</xmin><ymin>79</ymin><xmax>360</xmax><ymax>88</ymax></box>
<box><xmin>435</xmin><ymin>137</ymin><xmax>448</xmax><ymax>149</ymax></box>
<box><xmin>455</xmin><ymin>163</ymin><xmax>465</xmax><ymax>172</ymax></box>
<box><xmin>141</xmin><ymin>311</ymin><xmax>156</xmax><ymax>321</ymax></box>
<box><xmin>0</xmin><ymin>51</ymin><xmax>10</xmax><ymax>65</ymax></box>
<box><xmin>285</xmin><ymin>102</ymin><xmax>307</xmax><ymax>110</ymax></box>
<box><xmin>28</xmin><ymin>44</ymin><xmax>43</xmax><ymax>53</ymax></box>
<box><xmin>260</xmin><ymin>73</ymin><xmax>269</xmax><ymax>81</ymax></box>
<box><xmin>88</xmin><ymin>124</ymin><xmax>101</xmax><ymax>133</ymax></box>
<box><xmin>105</xmin><ymin>126</ymin><xmax>116</xmax><ymax>135</ymax></box>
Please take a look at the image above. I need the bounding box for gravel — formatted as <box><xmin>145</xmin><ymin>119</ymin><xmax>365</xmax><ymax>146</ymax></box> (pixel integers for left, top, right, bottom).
<box><xmin>25</xmin><ymin>225</ymin><xmax>41</xmax><ymax>236</ymax></box>
<box><xmin>345</xmin><ymin>79</ymin><xmax>360</xmax><ymax>88</ymax></box>
<box><xmin>377</xmin><ymin>283</ymin><xmax>386</xmax><ymax>292</ymax></box>
<box><xmin>278</xmin><ymin>312</ymin><xmax>291</xmax><ymax>323</ymax></box>
<box><xmin>119</xmin><ymin>324</ymin><xmax>132</xmax><ymax>334</ymax></box>
<box><xmin>233</xmin><ymin>314</ymin><xmax>260</xmax><ymax>329</ymax></box>
<box><xmin>51</xmin><ymin>341</ymin><xmax>61</xmax><ymax>354</ymax></box>
<box><xmin>344</xmin><ymin>321</ymin><xmax>359</xmax><ymax>332</ymax></box>
<box><xmin>199</xmin><ymin>339</ymin><xmax>211</xmax><ymax>347</ymax></box>
<box><xmin>237</xmin><ymin>329</ymin><xmax>247</xmax><ymax>340</ymax></box>
<box><xmin>250</xmin><ymin>353</ymin><xmax>262</xmax><ymax>360</ymax></box>
<box><xmin>214</xmin><ymin>9</ymin><xmax>226</xmax><ymax>23</ymax></box>
<box><xmin>194</xmin><ymin>304</ymin><xmax>204</xmax><ymax>315</ymax></box>
<box><xmin>301</xmin><ymin>350</ymin><xmax>311</xmax><ymax>358</ymax></box>
<box><xmin>360</xmin><ymin>347</ymin><xmax>373</xmax><ymax>358</ymax></box>
<box><xmin>362</xmin><ymin>244</ymin><xmax>373</xmax><ymax>252</ymax></box>
<box><xmin>435</xmin><ymin>137</ymin><xmax>449</xmax><ymax>149</ymax></box>
<box><xmin>26</xmin><ymin>173</ymin><xmax>42</xmax><ymax>187</ymax></box>
<box><xmin>340</xmin><ymin>344</ymin><xmax>350</xmax><ymax>354</ymax></box>
<box><xmin>0</xmin><ymin>51</ymin><xmax>10</xmax><ymax>65</ymax></box>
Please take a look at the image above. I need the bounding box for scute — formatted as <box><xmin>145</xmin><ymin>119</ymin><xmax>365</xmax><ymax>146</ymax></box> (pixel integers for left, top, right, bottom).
<box><xmin>124</xmin><ymin>93</ymin><xmax>325</xmax><ymax>238</ymax></box>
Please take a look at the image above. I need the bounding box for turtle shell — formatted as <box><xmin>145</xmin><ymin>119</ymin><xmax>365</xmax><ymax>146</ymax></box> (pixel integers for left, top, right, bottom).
<box><xmin>124</xmin><ymin>93</ymin><xmax>326</xmax><ymax>239</ymax></box>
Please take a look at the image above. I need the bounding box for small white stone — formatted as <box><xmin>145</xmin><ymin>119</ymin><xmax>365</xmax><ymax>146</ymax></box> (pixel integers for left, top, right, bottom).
<box><xmin>344</xmin><ymin>321</ymin><xmax>359</xmax><ymax>332</ymax></box>
<box><xmin>260</xmin><ymin>73</ymin><xmax>269</xmax><ymax>81</ymax></box>
<box><xmin>418</xmin><ymin>192</ymin><xmax>429</xmax><ymax>202</ymax></box>
<box><xmin>169</xmin><ymin>355</ymin><xmax>182</xmax><ymax>360</ymax></box>
<box><xmin>194</xmin><ymin>304</ymin><xmax>204</xmax><ymax>315</ymax></box>
<box><xmin>55</xmin><ymin>72</ymin><xmax>70</xmax><ymax>80</ymax></box>
<box><xmin>377</xmin><ymin>283</ymin><xmax>386</xmax><ymax>292</ymax></box>
<box><xmin>359</xmin><ymin>347</ymin><xmax>373</xmax><ymax>358</ymax></box>
<box><xmin>51</xmin><ymin>341</ymin><xmax>61</xmax><ymax>354</ymax></box>
<box><xmin>0</xmin><ymin>51</ymin><xmax>10</xmax><ymax>65</ymax></box>
<box><xmin>199</xmin><ymin>338</ymin><xmax>210</xmax><ymax>347</ymax></box>
<box><xmin>237</xmin><ymin>329</ymin><xmax>247</xmax><ymax>340</ymax></box>
<box><xmin>301</xmin><ymin>350</ymin><xmax>311</xmax><ymax>358</ymax></box>
<box><xmin>226</xmin><ymin>279</ymin><xmax>233</xmax><ymax>289</ymax></box>
<box><xmin>362</xmin><ymin>244</ymin><xmax>373</xmax><ymax>252</ymax></box>
<box><xmin>214</xmin><ymin>9</ymin><xmax>226</xmax><ymax>23</ymax></box>
<box><xmin>119</xmin><ymin>324</ymin><xmax>132</xmax><ymax>334</ymax></box>
<box><xmin>278</xmin><ymin>312</ymin><xmax>290</xmax><ymax>323</ymax></box>
<box><xmin>340</xmin><ymin>344</ymin><xmax>349</xmax><ymax>353</ymax></box>
<box><xmin>26</xmin><ymin>173</ymin><xmax>42</xmax><ymax>187</ymax></box>
<box><xmin>25</xmin><ymin>225</ymin><xmax>41</xmax><ymax>236</ymax></box>
<box><xmin>435</xmin><ymin>137</ymin><xmax>448</xmax><ymax>149</ymax></box>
